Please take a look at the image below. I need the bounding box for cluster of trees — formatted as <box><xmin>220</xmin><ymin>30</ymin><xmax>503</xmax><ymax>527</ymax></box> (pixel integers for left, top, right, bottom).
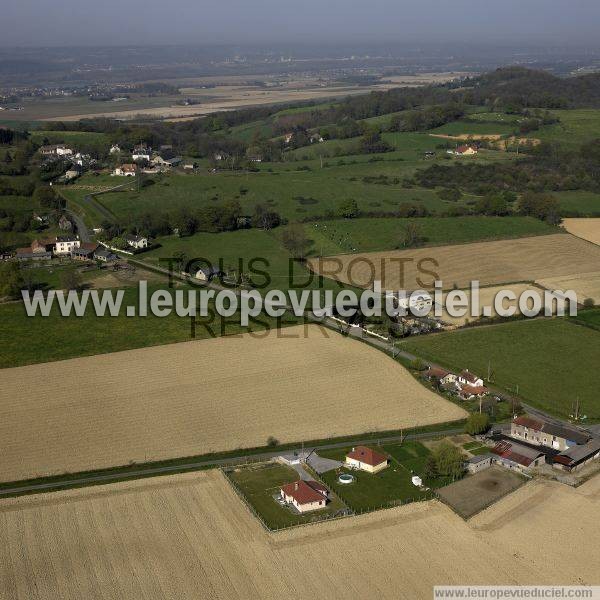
<box><xmin>0</xmin><ymin>262</ymin><xmax>25</xmax><ymax>299</ymax></box>
<box><xmin>424</xmin><ymin>441</ymin><xmax>465</xmax><ymax>481</ymax></box>
<box><xmin>389</xmin><ymin>104</ymin><xmax>465</xmax><ymax>132</ymax></box>
<box><xmin>455</xmin><ymin>67</ymin><xmax>600</xmax><ymax>111</ymax></box>
<box><xmin>465</xmin><ymin>413</ymin><xmax>491</xmax><ymax>436</ymax></box>
<box><xmin>0</xmin><ymin>128</ymin><xmax>29</xmax><ymax>145</ymax></box>
<box><xmin>101</xmin><ymin>200</ymin><xmax>284</xmax><ymax>241</ymax></box>
<box><xmin>417</xmin><ymin>139</ymin><xmax>600</xmax><ymax>214</ymax></box>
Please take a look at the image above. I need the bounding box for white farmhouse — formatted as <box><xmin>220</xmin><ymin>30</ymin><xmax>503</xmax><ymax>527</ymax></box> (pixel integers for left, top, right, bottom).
<box><xmin>125</xmin><ymin>234</ymin><xmax>148</xmax><ymax>249</ymax></box>
<box><xmin>54</xmin><ymin>236</ymin><xmax>81</xmax><ymax>255</ymax></box>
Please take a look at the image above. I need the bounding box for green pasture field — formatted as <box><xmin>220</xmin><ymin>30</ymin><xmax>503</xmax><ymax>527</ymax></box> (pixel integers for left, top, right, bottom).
<box><xmin>302</xmin><ymin>216</ymin><xmax>558</xmax><ymax>255</ymax></box>
<box><xmin>141</xmin><ymin>228</ymin><xmax>351</xmax><ymax>298</ymax></box>
<box><xmin>226</xmin><ymin>462</ymin><xmax>345</xmax><ymax>529</ymax></box>
<box><xmin>429</xmin><ymin>120</ymin><xmax>517</xmax><ymax>136</ymax></box>
<box><xmin>79</xmin><ymin>168</ymin><xmax>453</xmax><ymax>223</ymax></box>
<box><xmin>402</xmin><ymin>318</ymin><xmax>600</xmax><ymax>421</ymax></box>
<box><xmin>0</xmin><ymin>283</ymin><xmax>299</xmax><ymax>369</ymax></box>
<box><xmin>29</xmin><ymin>130</ymin><xmax>110</xmax><ymax>151</ymax></box>
<box><xmin>466</xmin><ymin>112</ymin><xmax>522</xmax><ymax>124</ymax></box>
<box><xmin>555</xmin><ymin>191</ymin><xmax>600</xmax><ymax>216</ymax></box>
<box><xmin>572</xmin><ymin>308</ymin><xmax>600</xmax><ymax>331</ymax></box>
<box><xmin>536</xmin><ymin>109</ymin><xmax>600</xmax><ymax>147</ymax></box>
<box><xmin>0</xmin><ymin>94</ymin><xmax>182</xmax><ymax>122</ymax></box>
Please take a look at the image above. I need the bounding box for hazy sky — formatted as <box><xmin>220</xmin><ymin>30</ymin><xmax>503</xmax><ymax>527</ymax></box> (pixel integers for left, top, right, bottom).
<box><xmin>4</xmin><ymin>0</ymin><xmax>600</xmax><ymax>47</ymax></box>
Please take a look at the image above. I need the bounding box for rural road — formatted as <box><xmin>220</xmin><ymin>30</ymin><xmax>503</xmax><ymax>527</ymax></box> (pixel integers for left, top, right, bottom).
<box><xmin>0</xmin><ymin>427</ymin><xmax>466</xmax><ymax>498</ymax></box>
<box><xmin>66</xmin><ymin>208</ymin><xmax>91</xmax><ymax>242</ymax></box>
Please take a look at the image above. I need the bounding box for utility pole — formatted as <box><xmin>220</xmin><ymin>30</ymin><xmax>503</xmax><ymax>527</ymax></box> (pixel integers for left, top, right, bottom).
<box><xmin>487</xmin><ymin>359</ymin><xmax>491</xmax><ymax>382</ymax></box>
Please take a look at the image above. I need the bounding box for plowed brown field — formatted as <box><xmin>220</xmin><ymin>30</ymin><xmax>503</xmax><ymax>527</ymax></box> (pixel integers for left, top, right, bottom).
<box><xmin>0</xmin><ymin>469</ymin><xmax>597</xmax><ymax>599</ymax></box>
<box><xmin>0</xmin><ymin>325</ymin><xmax>465</xmax><ymax>482</ymax></box>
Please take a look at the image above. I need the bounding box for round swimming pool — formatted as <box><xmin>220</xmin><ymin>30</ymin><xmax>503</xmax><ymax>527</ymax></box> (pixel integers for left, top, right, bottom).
<box><xmin>338</xmin><ymin>473</ymin><xmax>355</xmax><ymax>484</ymax></box>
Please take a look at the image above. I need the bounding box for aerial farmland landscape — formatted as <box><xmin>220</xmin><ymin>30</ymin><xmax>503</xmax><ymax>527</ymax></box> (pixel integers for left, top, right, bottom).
<box><xmin>2</xmin><ymin>2</ymin><xmax>600</xmax><ymax>599</ymax></box>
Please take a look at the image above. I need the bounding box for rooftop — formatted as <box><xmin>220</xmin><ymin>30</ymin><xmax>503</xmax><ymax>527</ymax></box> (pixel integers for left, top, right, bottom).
<box><xmin>281</xmin><ymin>480</ymin><xmax>328</xmax><ymax>505</ymax></box>
<box><xmin>346</xmin><ymin>445</ymin><xmax>388</xmax><ymax>467</ymax></box>
<box><xmin>513</xmin><ymin>416</ymin><xmax>591</xmax><ymax>445</ymax></box>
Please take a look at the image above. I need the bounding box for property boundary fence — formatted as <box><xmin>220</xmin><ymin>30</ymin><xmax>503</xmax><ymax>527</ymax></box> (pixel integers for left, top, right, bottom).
<box><xmin>221</xmin><ymin>462</ymin><xmax>439</xmax><ymax>533</ymax></box>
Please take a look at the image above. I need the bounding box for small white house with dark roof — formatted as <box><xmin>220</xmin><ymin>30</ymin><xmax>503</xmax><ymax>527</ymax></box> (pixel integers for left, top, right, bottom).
<box><xmin>125</xmin><ymin>234</ymin><xmax>148</xmax><ymax>249</ymax></box>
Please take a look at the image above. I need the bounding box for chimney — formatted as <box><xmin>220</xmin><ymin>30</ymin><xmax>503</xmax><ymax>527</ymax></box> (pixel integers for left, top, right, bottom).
<box><xmin>294</xmin><ymin>482</ymin><xmax>299</xmax><ymax>491</ymax></box>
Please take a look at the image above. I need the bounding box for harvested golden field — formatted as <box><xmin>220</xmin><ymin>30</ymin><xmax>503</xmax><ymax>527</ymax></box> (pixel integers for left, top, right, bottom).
<box><xmin>563</xmin><ymin>218</ymin><xmax>600</xmax><ymax>246</ymax></box>
<box><xmin>436</xmin><ymin>283</ymin><xmax>547</xmax><ymax>326</ymax></box>
<box><xmin>0</xmin><ymin>325</ymin><xmax>465</xmax><ymax>482</ymax></box>
<box><xmin>0</xmin><ymin>469</ymin><xmax>597</xmax><ymax>599</ymax></box>
<box><xmin>309</xmin><ymin>233</ymin><xmax>600</xmax><ymax>291</ymax></box>
<box><xmin>537</xmin><ymin>272</ymin><xmax>600</xmax><ymax>305</ymax></box>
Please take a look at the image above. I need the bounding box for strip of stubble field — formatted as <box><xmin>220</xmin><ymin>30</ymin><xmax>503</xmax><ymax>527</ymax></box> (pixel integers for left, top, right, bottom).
<box><xmin>0</xmin><ymin>425</ymin><xmax>467</xmax><ymax>498</ymax></box>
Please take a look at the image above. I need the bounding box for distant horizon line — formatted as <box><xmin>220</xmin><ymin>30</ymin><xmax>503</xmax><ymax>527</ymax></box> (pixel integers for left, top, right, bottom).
<box><xmin>2</xmin><ymin>41</ymin><xmax>600</xmax><ymax>52</ymax></box>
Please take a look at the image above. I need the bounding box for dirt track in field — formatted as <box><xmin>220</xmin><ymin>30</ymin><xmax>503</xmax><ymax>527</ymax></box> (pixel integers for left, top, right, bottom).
<box><xmin>0</xmin><ymin>324</ymin><xmax>465</xmax><ymax>482</ymax></box>
<box><xmin>308</xmin><ymin>233</ymin><xmax>600</xmax><ymax>291</ymax></box>
<box><xmin>0</xmin><ymin>469</ymin><xmax>597</xmax><ymax>599</ymax></box>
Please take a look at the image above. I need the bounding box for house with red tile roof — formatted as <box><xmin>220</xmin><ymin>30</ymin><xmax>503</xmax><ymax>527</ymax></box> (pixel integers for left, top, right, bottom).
<box><xmin>280</xmin><ymin>480</ymin><xmax>329</xmax><ymax>513</ymax></box>
<box><xmin>345</xmin><ymin>446</ymin><xmax>389</xmax><ymax>474</ymax></box>
<box><xmin>424</xmin><ymin>367</ymin><xmax>457</xmax><ymax>386</ymax></box>
<box><xmin>458</xmin><ymin>384</ymin><xmax>489</xmax><ymax>400</ymax></box>
<box><xmin>458</xmin><ymin>369</ymin><xmax>484</xmax><ymax>388</ymax></box>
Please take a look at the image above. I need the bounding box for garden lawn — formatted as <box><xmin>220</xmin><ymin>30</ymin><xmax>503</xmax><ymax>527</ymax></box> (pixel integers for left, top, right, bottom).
<box><xmin>319</xmin><ymin>441</ymin><xmax>435</xmax><ymax>512</ymax></box>
<box><xmin>226</xmin><ymin>463</ymin><xmax>345</xmax><ymax>529</ymax></box>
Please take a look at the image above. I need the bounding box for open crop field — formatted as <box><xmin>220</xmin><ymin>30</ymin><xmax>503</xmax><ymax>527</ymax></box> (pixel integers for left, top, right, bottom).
<box><xmin>309</xmin><ymin>233</ymin><xmax>600</xmax><ymax>291</ymax></box>
<box><xmin>434</xmin><ymin>283</ymin><xmax>549</xmax><ymax>327</ymax></box>
<box><xmin>401</xmin><ymin>318</ymin><xmax>600</xmax><ymax>420</ymax></box>
<box><xmin>536</xmin><ymin>272</ymin><xmax>600</xmax><ymax>306</ymax></box>
<box><xmin>0</xmin><ymin>469</ymin><xmax>597</xmax><ymax>599</ymax></box>
<box><xmin>0</xmin><ymin>324</ymin><xmax>466</xmax><ymax>482</ymax></box>
<box><xmin>562</xmin><ymin>218</ymin><xmax>600</xmax><ymax>245</ymax></box>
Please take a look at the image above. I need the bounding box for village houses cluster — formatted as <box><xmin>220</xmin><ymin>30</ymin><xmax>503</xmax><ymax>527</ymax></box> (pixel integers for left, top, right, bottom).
<box><xmin>15</xmin><ymin>233</ymin><xmax>148</xmax><ymax>262</ymax></box>
<box><xmin>424</xmin><ymin>367</ymin><xmax>489</xmax><ymax>400</ymax></box>
<box><xmin>111</xmin><ymin>144</ymin><xmax>188</xmax><ymax>176</ymax></box>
